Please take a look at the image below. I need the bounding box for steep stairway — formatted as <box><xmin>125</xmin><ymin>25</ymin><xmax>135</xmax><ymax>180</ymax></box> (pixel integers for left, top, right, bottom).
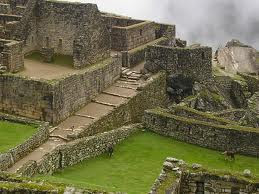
<box><xmin>6</xmin><ymin>65</ymin><xmax>144</xmax><ymax>173</ymax></box>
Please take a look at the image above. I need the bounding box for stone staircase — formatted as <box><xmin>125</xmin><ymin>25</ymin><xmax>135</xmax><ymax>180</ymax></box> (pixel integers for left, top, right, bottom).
<box><xmin>7</xmin><ymin>66</ymin><xmax>144</xmax><ymax>174</ymax></box>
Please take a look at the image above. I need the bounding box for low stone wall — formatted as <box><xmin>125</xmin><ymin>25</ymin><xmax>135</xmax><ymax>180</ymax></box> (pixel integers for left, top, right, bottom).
<box><xmin>18</xmin><ymin>124</ymin><xmax>140</xmax><ymax>176</ymax></box>
<box><xmin>0</xmin><ymin>113</ymin><xmax>49</xmax><ymax>171</ymax></box>
<box><xmin>144</xmin><ymin>44</ymin><xmax>212</xmax><ymax>82</ymax></box>
<box><xmin>143</xmin><ymin>108</ymin><xmax>259</xmax><ymax>157</ymax></box>
<box><xmin>0</xmin><ymin>38</ymin><xmax>24</xmax><ymax>73</ymax></box>
<box><xmin>0</xmin><ymin>57</ymin><xmax>121</xmax><ymax>124</ymax></box>
<box><xmin>73</xmin><ymin>71</ymin><xmax>168</xmax><ymax>139</ymax></box>
<box><xmin>111</xmin><ymin>21</ymin><xmax>156</xmax><ymax>51</ymax></box>
<box><xmin>121</xmin><ymin>37</ymin><xmax>168</xmax><ymax>68</ymax></box>
<box><xmin>150</xmin><ymin>157</ymin><xmax>259</xmax><ymax>194</ymax></box>
<box><xmin>0</xmin><ymin>171</ymin><xmax>105</xmax><ymax>193</ymax></box>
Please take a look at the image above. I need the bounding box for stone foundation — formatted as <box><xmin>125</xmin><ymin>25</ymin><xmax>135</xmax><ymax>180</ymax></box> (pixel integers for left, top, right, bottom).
<box><xmin>0</xmin><ymin>57</ymin><xmax>121</xmax><ymax>124</ymax></box>
<box><xmin>150</xmin><ymin>157</ymin><xmax>259</xmax><ymax>194</ymax></box>
<box><xmin>144</xmin><ymin>44</ymin><xmax>212</xmax><ymax>81</ymax></box>
<box><xmin>0</xmin><ymin>113</ymin><xmax>49</xmax><ymax>171</ymax></box>
<box><xmin>143</xmin><ymin>107</ymin><xmax>259</xmax><ymax>157</ymax></box>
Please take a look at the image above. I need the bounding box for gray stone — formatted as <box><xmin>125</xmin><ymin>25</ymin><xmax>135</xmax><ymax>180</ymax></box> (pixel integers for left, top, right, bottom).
<box><xmin>243</xmin><ymin>169</ymin><xmax>251</xmax><ymax>177</ymax></box>
<box><xmin>192</xmin><ymin>163</ymin><xmax>202</xmax><ymax>169</ymax></box>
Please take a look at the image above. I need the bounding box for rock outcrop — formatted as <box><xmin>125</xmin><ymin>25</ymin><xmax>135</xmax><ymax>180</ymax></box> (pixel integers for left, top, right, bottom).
<box><xmin>216</xmin><ymin>39</ymin><xmax>259</xmax><ymax>74</ymax></box>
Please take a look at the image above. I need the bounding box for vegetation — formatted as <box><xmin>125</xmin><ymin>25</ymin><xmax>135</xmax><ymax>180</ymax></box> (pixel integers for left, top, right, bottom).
<box><xmin>150</xmin><ymin>108</ymin><xmax>259</xmax><ymax>133</ymax></box>
<box><xmin>25</xmin><ymin>51</ymin><xmax>73</xmax><ymax>67</ymax></box>
<box><xmin>0</xmin><ymin>120</ymin><xmax>36</xmax><ymax>153</ymax></box>
<box><xmin>41</xmin><ymin>131</ymin><xmax>259</xmax><ymax>194</ymax></box>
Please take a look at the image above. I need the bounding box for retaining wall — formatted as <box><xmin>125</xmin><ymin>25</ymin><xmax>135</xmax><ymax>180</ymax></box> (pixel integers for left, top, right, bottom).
<box><xmin>111</xmin><ymin>21</ymin><xmax>156</xmax><ymax>51</ymax></box>
<box><xmin>150</xmin><ymin>157</ymin><xmax>259</xmax><ymax>194</ymax></box>
<box><xmin>72</xmin><ymin>71</ymin><xmax>168</xmax><ymax>139</ymax></box>
<box><xmin>143</xmin><ymin>108</ymin><xmax>259</xmax><ymax>157</ymax></box>
<box><xmin>121</xmin><ymin>37</ymin><xmax>168</xmax><ymax>68</ymax></box>
<box><xmin>18</xmin><ymin>124</ymin><xmax>140</xmax><ymax>176</ymax></box>
<box><xmin>144</xmin><ymin>45</ymin><xmax>212</xmax><ymax>81</ymax></box>
<box><xmin>0</xmin><ymin>113</ymin><xmax>49</xmax><ymax>171</ymax></box>
<box><xmin>0</xmin><ymin>57</ymin><xmax>121</xmax><ymax>124</ymax></box>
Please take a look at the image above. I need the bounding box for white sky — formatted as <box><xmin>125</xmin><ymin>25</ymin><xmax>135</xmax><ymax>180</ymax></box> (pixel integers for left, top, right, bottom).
<box><xmin>70</xmin><ymin>0</ymin><xmax>259</xmax><ymax>49</ymax></box>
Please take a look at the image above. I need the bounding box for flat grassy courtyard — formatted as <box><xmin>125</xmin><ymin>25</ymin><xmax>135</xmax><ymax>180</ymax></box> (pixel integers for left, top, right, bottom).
<box><xmin>42</xmin><ymin>131</ymin><xmax>259</xmax><ymax>194</ymax></box>
<box><xmin>0</xmin><ymin>121</ymin><xmax>37</xmax><ymax>153</ymax></box>
<box><xmin>25</xmin><ymin>52</ymin><xmax>73</xmax><ymax>67</ymax></box>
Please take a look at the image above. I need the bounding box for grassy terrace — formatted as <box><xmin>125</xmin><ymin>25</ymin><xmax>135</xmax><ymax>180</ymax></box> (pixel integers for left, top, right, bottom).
<box><xmin>0</xmin><ymin>121</ymin><xmax>37</xmax><ymax>153</ymax></box>
<box><xmin>41</xmin><ymin>131</ymin><xmax>259</xmax><ymax>194</ymax></box>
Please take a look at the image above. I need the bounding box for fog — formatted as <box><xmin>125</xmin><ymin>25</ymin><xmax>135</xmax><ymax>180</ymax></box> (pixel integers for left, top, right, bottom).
<box><xmin>74</xmin><ymin>0</ymin><xmax>259</xmax><ymax>49</ymax></box>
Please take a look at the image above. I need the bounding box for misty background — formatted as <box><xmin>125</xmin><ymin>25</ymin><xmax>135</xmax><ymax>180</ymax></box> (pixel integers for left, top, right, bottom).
<box><xmin>73</xmin><ymin>0</ymin><xmax>259</xmax><ymax>50</ymax></box>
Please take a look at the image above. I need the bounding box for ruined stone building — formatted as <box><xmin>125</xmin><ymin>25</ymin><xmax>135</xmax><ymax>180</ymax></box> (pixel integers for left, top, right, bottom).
<box><xmin>0</xmin><ymin>0</ymin><xmax>179</xmax><ymax>124</ymax></box>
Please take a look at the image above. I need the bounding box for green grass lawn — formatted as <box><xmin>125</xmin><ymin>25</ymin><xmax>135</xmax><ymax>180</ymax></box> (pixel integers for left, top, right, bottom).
<box><xmin>25</xmin><ymin>52</ymin><xmax>73</xmax><ymax>67</ymax></box>
<box><xmin>0</xmin><ymin>121</ymin><xmax>37</xmax><ymax>153</ymax></box>
<box><xmin>41</xmin><ymin>131</ymin><xmax>259</xmax><ymax>194</ymax></box>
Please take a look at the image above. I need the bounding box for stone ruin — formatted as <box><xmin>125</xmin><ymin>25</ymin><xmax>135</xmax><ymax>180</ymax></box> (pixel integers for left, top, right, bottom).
<box><xmin>0</xmin><ymin>0</ymin><xmax>258</xmax><ymax>193</ymax></box>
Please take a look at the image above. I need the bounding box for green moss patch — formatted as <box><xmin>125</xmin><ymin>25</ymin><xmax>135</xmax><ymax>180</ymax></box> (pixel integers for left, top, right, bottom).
<box><xmin>40</xmin><ymin>131</ymin><xmax>259</xmax><ymax>194</ymax></box>
<box><xmin>0</xmin><ymin>120</ymin><xmax>37</xmax><ymax>153</ymax></box>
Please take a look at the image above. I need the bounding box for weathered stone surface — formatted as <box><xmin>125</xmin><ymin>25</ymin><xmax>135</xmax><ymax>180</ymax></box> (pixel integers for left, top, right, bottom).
<box><xmin>150</xmin><ymin>158</ymin><xmax>259</xmax><ymax>194</ymax></box>
<box><xmin>216</xmin><ymin>39</ymin><xmax>259</xmax><ymax>74</ymax></box>
<box><xmin>0</xmin><ymin>113</ymin><xmax>49</xmax><ymax>171</ymax></box>
<box><xmin>144</xmin><ymin>108</ymin><xmax>259</xmax><ymax>157</ymax></box>
<box><xmin>144</xmin><ymin>44</ymin><xmax>212</xmax><ymax>82</ymax></box>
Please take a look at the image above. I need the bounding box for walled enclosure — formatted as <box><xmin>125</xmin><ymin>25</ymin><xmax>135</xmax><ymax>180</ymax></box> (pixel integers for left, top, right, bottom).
<box><xmin>0</xmin><ymin>38</ymin><xmax>24</xmax><ymax>72</ymax></box>
<box><xmin>144</xmin><ymin>44</ymin><xmax>212</xmax><ymax>81</ymax></box>
<box><xmin>150</xmin><ymin>157</ymin><xmax>259</xmax><ymax>194</ymax></box>
<box><xmin>0</xmin><ymin>57</ymin><xmax>121</xmax><ymax>124</ymax></box>
<box><xmin>143</xmin><ymin>107</ymin><xmax>259</xmax><ymax>157</ymax></box>
<box><xmin>0</xmin><ymin>113</ymin><xmax>49</xmax><ymax>171</ymax></box>
<box><xmin>111</xmin><ymin>21</ymin><xmax>156</xmax><ymax>51</ymax></box>
<box><xmin>11</xmin><ymin>0</ymin><xmax>111</xmax><ymax>68</ymax></box>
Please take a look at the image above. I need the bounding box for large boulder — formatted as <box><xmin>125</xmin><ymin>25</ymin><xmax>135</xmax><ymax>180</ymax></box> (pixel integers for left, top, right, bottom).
<box><xmin>216</xmin><ymin>39</ymin><xmax>259</xmax><ymax>74</ymax></box>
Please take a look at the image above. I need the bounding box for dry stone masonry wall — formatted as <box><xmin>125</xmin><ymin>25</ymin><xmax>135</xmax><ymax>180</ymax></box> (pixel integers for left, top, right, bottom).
<box><xmin>150</xmin><ymin>157</ymin><xmax>259</xmax><ymax>194</ymax></box>
<box><xmin>145</xmin><ymin>44</ymin><xmax>212</xmax><ymax>81</ymax></box>
<box><xmin>0</xmin><ymin>57</ymin><xmax>121</xmax><ymax>124</ymax></box>
<box><xmin>143</xmin><ymin>108</ymin><xmax>259</xmax><ymax>157</ymax></box>
<box><xmin>18</xmin><ymin>124</ymin><xmax>140</xmax><ymax>176</ymax></box>
<box><xmin>0</xmin><ymin>113</ymin><xmax>49</xmax><ymax>171</ymax></box>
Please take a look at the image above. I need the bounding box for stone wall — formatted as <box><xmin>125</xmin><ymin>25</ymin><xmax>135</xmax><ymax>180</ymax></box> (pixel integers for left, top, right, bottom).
<box><xmin>12</xmin><ymin>0</ymin><xmax>111</xmax><ymax>68</ymax></box>
<box><xmin>0</xmin><ymin>38</ymin><xmax>24</xmax><ymax>72</ymax></box>
<box><xmin>150</xmin><ymin>157</ymin><xmax>259</xmax><ymax>194</ymax></box>
<box><xmin>71</xmin><ymin>71</ymin><xmax>168</xmax><ymax>139</ymax></box>
<box><xmin>0</xmin><ymin>171</ymin><xmax>104</xmax><ymax>193</ymax></box>
<box><xmin>18</xmin><ymin>124</ymin><xmax>140</xmax><ymax>176</ymax></box>
<box><xmin>0</xmin><ymin>3</ymin><xmax>11</xmax><ymax>14</ymax></box>
<box><xmin>143</xmin><ymin>108</ymin><xmax>259</xmax><ymax>157</ymax></box>
<box><xmin>0</xmin><ymin>57</ymin><xmax>121</xmax><ymax>124</ymax></box>
<box><xmin>111</xmin><ymin>21</ymin><xmax>156</xmax><ymax>51</ymax></box>
<box><xmin>0</xmin><ymin>113</ymin><xmax>49</xmax><ymax>171</ymax></box>
<box><xmin>121</xmin><ymin>37</ymin><xmax>169</xmax><ymax>68</ymax></box>
<box><xmin>144</xmin><ymin>45</ymin><xmax>212</xmax><ymax>81</ymax></box>
<box><xmin>102</xmin><ymin>14</ymin><xmax>144</xmax><ymax>29</ymax></box>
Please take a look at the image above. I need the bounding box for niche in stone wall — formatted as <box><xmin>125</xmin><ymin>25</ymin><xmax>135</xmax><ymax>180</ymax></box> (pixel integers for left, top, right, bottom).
<box><xmin>202</xmin><ymin>52</ymin><xmax>206</xmax><ymax>60</ymax></box>
<box><xmin>58</xmin><ymin>39</ymin><xmax>63</xmax><ymax>49</ymax></box>
<box><xmin>231</xmin><ymin>187</ymin><xmax>240</xmax><ymax>194</ymax></box>
<box><xmin>46</xmin><ymin>37</ymin><xmax>49</xmax><ymax>48</ymax></box>
<box><xmin>140</xmin><ymin>29</ymin><xmax>143</xmax><ymax>36</ymax></box>
<box><xmin>195</xmin><ymin>182</ymin><xmax>204</xmax><ymax>194</ymax></box>
<box><xmin>31</xmin><ymin>36</ymin><xmax>34</xmax><ymax>44</ymax></box>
